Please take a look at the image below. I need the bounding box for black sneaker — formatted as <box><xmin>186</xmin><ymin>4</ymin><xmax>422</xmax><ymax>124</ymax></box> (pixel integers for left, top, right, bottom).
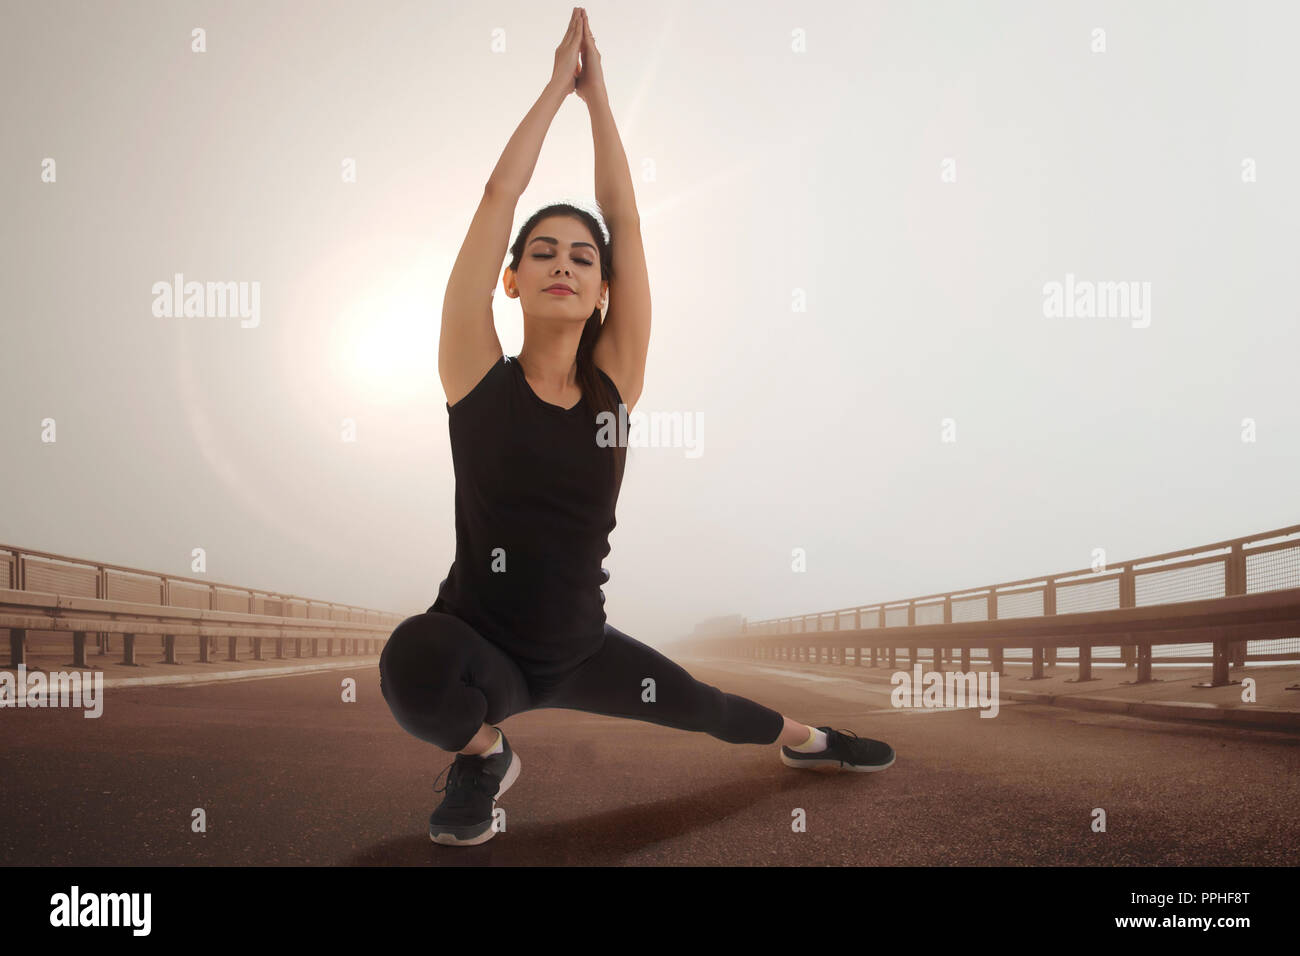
<box><xmin>780</xmin><ymin>726</ymin><xmax>895</xmax><ymax>773</ymax></box>
<box><xmin>428</xmin><ymin>728</ymin><xmax>522</xmax><ymax>846</ymax></box>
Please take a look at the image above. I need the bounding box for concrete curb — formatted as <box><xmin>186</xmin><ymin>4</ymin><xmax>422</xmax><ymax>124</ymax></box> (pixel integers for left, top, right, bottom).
<box><xmin>2</xmin><ymin>657</ymin><xmax>379</xmax><ymax>697</ymax></box>
<box><xmin>1001</xmin><ymin>689</ymin><xmax>1300</xmax><ymax>733</ymax></box>
<box><xmin>96</xmin><ymin>659</ymin><xmax>376</xmax><ymax>689</ymax></box>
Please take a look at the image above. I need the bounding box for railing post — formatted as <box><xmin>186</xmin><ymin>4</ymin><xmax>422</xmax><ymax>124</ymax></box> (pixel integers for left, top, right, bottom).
<box><xmin>1044</xmin><ymin>579</ymin><xmax>1057</xmax><ymax>667</ymax></box>
<box><xmin>853</xmin><ymin>608</ymin><xmax>861</xmax><ymax>666</ymax></box>
<box><xmin>10</xmin><ymin>628</ymin><xmax>25</xmax><ymax>667</ymax></box>
<box><xmin>878</xmin><ymin>607</ymin><xmax>885</xmax><ymax>668</ymax></box>
<box><xmin>227</xmin><ymin>636</ymin><xmax>238</xmax><ymax>662</ymax></box>
<box><xmin>1027</xmin><ymin>586</ymin><xmax>1048</xmax><ymax>680</ymax></box>
<box><xmin>932</xmin><ymin>611</ymin><xmax>941</xmax><ymax>672</ymax></box>
<box><xmin>1227</xmin><ymin>543</ymin><xmax>1247</xmax><ymax>666</ymax></box>
<box><xmin>97</xmin><ymin>565</ymin><xmax>109</xmax><ymax>657</ymax></box>
<box><xmin>1119</xmin><ymin>565</ymin><xmax>1136</xmax><ymax>670</ymax></box>
<box><xmin>946</xmin><ymin>596</ymin><xmax>965</xmax><ymax>671</ymax></box>
<box><xmin>1136</xmin><ymin>641</ymin><xmax>1153</xmax><ymax>683</ymax></box>
<box><xmin>122</xmin><ymin>632</ymin><xmax>136</xmax><ymax>666</ymax></box>
<box><xmin>988</xmin><ymin>588</ymin><xmax>1004</xmax><ymax>676</ymax></box>
<box><xmin>73</xmin><ymin>631</ymin><xmax>86</xmax><ymax>667</ymax></box>
<box><xmin>1210</xmin><ymin>632</ymin><xmax>1231</xmax><ymax>687</ymax></box>
<box><xmin>907</xmin><ymin>602</ymin><xmax>916</xmax><ymax>668</ymax></box>
<box><xmin>163</xmin><ymin>634</ymin><xmax>176</xmax><ymax>664</ymax></box>
<box><xmin>1072</xmin><ymin>644</ymin><xmax>1093</xmax><ymax>682</ymax></box>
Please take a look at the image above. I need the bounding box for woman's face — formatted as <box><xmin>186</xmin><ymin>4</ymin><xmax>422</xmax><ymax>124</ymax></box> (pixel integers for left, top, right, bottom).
<box><xmin>509</xmin><ymin>216</ymin><xmax>607</xmax><ymax>320</ymax></box>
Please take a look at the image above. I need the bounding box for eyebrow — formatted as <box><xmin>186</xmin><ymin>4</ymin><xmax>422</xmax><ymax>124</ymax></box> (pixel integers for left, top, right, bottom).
<box><xmin>528</xmin><ymin>236</ymin><xmax>597</xmax><ymax>254</ymax></box>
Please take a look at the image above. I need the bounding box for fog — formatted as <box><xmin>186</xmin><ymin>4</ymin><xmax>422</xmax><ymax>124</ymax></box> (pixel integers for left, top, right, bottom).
<box><xmin>3</xmin><ymin>0</ymin><xmax>1297</xmax><ymax>645</ymax></box>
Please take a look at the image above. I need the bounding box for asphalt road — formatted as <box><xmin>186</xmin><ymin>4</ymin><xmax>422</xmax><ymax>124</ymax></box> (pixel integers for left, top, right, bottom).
<box><xmin>3</xmin><ymin>655</ymin><xmax>1297</xmax><ymax>866</ymax></box>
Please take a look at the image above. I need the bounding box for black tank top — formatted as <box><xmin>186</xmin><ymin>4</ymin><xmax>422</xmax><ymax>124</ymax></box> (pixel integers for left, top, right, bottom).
<box><xmin>429</xmin><ymin>354</ymin><xmax>626</xmax><ymax>687</ymax></box>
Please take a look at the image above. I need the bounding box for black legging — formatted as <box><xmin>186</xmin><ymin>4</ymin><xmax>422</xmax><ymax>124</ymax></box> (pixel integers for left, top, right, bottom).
<box><xmin>379</xmin><ymin>611</ymin><xmax>786</xmax><ymax>752</ymax></box>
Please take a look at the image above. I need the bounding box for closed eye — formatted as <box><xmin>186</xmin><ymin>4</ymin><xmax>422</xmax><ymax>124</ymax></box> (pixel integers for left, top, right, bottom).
<box><xmin>532</xmin><ymin>253</ymin><xmax>593</xmax><ymax>266</ymax></box>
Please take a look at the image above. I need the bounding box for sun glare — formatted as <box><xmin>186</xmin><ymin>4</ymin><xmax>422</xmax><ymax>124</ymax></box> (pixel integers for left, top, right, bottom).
<box><xmin>332</xmin><ymin>276</ymin><xmax>436</xmax><ymax>405</ymax></box>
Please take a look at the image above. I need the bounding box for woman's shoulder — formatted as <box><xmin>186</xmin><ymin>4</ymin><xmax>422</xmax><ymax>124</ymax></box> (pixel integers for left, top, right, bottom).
<box><xmin>593</xmin><ymin>362</ymin><xmax>626</xmax><ymax>408</ymax></box>
<box><xmin>446</xmin><ymin>352</ymin><xmax>510</xmax><ymax>413</ymax></box>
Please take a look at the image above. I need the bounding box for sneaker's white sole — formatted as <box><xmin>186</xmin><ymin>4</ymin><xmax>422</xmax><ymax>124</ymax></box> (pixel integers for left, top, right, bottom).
<box><xmin>780</xmin><ymin>748</ymin><xmax>895</xmax><ymax>772</ymax></box>
<box><xmin>429</xmin><ymin>749</ymin><xmax>522</xmax><ymax>846</ymax></box>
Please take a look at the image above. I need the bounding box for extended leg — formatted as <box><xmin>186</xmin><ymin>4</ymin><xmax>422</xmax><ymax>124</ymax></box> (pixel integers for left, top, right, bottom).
<box><xmin>534</xmin><ymin>623</ymin><xmax>788</xmax><ymax>745</ymax></box>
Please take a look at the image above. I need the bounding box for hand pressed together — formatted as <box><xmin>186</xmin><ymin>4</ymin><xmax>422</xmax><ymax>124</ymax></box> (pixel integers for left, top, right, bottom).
<box><xmin>550</xmin><ymin>7</ymin><xmax>608</xmax><ymax>106</ymax></box>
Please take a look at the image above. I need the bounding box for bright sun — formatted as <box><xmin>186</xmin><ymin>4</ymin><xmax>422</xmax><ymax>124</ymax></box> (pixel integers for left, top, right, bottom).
<box><xmin>332</xmin><ymin>273</ymin><xmax>437</xmax><ymax>405</ymax></box>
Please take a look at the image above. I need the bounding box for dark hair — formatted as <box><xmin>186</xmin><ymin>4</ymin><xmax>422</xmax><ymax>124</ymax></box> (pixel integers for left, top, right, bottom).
<box><xmin>507</xmin><ymin>202</ymin><xmax>627</xmax><ymax>480</ymax></box>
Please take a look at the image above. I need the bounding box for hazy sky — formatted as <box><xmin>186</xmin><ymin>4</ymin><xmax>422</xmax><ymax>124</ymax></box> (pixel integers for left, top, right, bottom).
<box><xmin>3</xmin><ymin>0</ymin><xmax>1297</xmax><ymax>645</ymax></box>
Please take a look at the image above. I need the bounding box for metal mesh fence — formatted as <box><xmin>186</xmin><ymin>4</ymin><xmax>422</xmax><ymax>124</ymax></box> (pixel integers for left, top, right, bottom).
<box><xmin>1246</xmin><ymin>543</ymin><xmax>1300</xmax><ymax>658</ymax></box>
<box><xmin>743</xmin><ymin>529</ymin><xmax>1300</xmax><ymax>666</ymax></box>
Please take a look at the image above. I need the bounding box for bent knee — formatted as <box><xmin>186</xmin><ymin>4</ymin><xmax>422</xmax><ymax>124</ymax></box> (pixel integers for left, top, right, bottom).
<box><xmin>381</xmin><ymin>612</ymin><xmax>481</xmax><ymax>680</ymax></box>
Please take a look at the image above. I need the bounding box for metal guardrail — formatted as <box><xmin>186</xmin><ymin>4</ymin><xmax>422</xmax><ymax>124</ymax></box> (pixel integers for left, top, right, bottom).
<box><xmin>686</xmin><ymin>587</ymin><xmax>1300</xmax><ymax>688</ymax></box>
<box><xmin>0</xmin><ymin>543</ymin><xmax>407</xmax><ymax>667</ymax></box>
<box><xmin>687</xmin><ymin>524</ymin><xmax>1300</xmax><ymax>689</ymax></box>
<box><xmin>0</xmin><ymin>589</ymin><xmax>396</xmax><ymax>667</ymax></box>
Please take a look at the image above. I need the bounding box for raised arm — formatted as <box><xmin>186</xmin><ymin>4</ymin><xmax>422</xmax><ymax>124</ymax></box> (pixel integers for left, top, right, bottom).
<box><xmin>439</xmin><ymin>9</ymin><xmax>585</xmax><ymax>408</ymax></box>
<box><xmin>578</xmin><ymin>11</ymin><xmax>651</xmax><ymax>413</ymax></box>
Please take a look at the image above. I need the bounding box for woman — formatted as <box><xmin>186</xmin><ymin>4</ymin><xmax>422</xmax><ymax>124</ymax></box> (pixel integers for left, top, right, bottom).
<box><xmin>379</xmin><ymin>7</ymin><xmax>895</xmax><ymax>847</ymax></box>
